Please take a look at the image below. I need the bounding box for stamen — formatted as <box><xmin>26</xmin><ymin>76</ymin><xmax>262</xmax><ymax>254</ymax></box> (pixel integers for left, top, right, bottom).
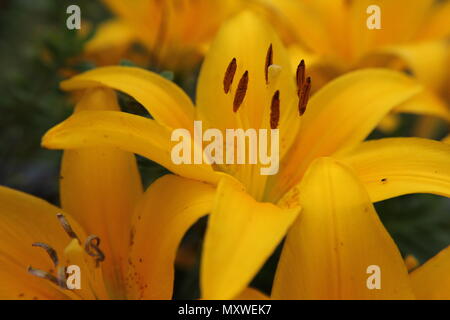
<box><xmin>265</xmin><ymin>44</ymin><xmax>273</xmax><ymax>84</ymax></box>
<box><xmin>28</xmin><ymin>266</ymin><xmax>67</xmax><ymax>289</ymax></box>
<box><xmin>298</xmin><ymin>77</ymin><xmax>311</xmax><ymax>116</ymax></box>
<box><xmin>32</xmin><ymin>242</ymin><xmax>58</xmax><ymax>267</ymax></box>
<box><xmin>270</xmin><ymin>90</ymin><xmax>280</xmax><ymax>129</ymax></box>
<box><xmin>84</xmin><ymin>235</ymin><xmax>105</xmax><ymax>267</ymax></box>
<box><xmin>57</xmin><ymin>266</ymin><xmax>67</xmax><ymax>289</ymax></box>
<box><xmin>223</xmin><ymin>57</ymin><xmax>237</xmax><ymax>94</ymax></box>
<box><xmin>56</xmin><ymin>213</ymin><xmax>79</xmax><ymax>240</ymax></box>
<box><xmin>233</xmin><ymin>70</ymin><xmax>249</xmax><ymax>112</ymax></box>
<box><xmin>296</xmin><ymin>60</ymin><xmax>305</xmax><ymax>95</ymax></box>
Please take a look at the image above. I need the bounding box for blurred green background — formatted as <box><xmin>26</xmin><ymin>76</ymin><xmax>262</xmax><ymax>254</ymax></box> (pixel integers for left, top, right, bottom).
<box><xmin>0</xmin><ymin>0</ymin><xmax>449</xmax><ymax>299</ymax></box>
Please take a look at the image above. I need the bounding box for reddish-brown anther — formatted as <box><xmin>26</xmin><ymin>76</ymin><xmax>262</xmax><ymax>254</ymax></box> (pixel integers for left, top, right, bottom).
<box><xmin>298</xmin><ymin>77</ymin><xmax>311</xmax><ymax>116</ymax></box>
<box><xmin>265</xmin><ymin>44</ymin><xmax>273</xmax><ymax>84</ymax></box>
<box><xmin>233</xmin><ymin>70</ymin><xmax>249</xmax><ymax>112</ymax></box>
<box><xmin>296</xmin><ymin>59</ymin><xmax>305</xmax><ymax>96</ymax></box>
<box><xmin>270</xmin><ymin>90</ymin><xmax>280</xmax><ymax>129</ymax></box>
<box><xmin>223</xmin><ymin>57</ymin><xmax>237</xmax><ymax>94</ymax></box>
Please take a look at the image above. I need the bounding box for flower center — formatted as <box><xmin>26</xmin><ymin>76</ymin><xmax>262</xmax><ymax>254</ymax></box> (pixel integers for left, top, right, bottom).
<box><xmin>27</xmin><ymin>213</ymin><xmax>105</xmax><ymax>289</ymax></box>
<box><xmin>222</xmin><ymin>44</ymin><xmax>312</xmax><ymax>129</ymax></box>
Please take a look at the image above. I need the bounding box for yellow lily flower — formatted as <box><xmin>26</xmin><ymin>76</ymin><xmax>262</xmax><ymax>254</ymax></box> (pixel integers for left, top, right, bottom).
<box><xmin>258</xmin><ymin>0</ymin><xmax>450</xmax><ymax>120</ymax></box>
<box><xmin>0</xmin><ymin>88</ymin><xmax>216</xmax><ymax>300</ymax></box>
<box><xmin>85</xmin><ymin>0</ymin><xmax>243</xmax><ymax>70</ymax></box>
<box><xmin>42</xmin><ymin>12</ymin><xmax>450</xmax><ymax>299</ymax></box>
<box><xmin>238</xmin><ymin>158</ymin><xmax>450</xmax><ymax>299</ymax></box>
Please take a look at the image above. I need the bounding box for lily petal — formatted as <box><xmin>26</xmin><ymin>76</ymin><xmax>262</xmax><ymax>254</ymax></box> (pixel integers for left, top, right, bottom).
<box><xmin>359</xmin><ymin>43</ymin><xmax>450</xmax><ymax>120</ymax></box>
<box><xmin>84</xmin><ymin>19</ymin><xmax>136</xmax><ymax>56</ymax></box>
<box><xmin>443</xmin><ymin>135</ymin><xmax>450</xmax><ymax>143</ymax></box>
<box><xmin>416</xmin><ymin>0</ymin><xmax>450</xmax><ymax>40</ymax></box>
<box><xmin>60</xmin><ymin>66</ymin><xmax>195</xmax><ymax>129</ymax></box>
<box><xmin>348</xmin><ymin>0</ymin><xmax>433</xmax><ymax>59</ymax></box>
<box><xmin>60</xmin><ymin>88</ymin><xmax>143</xmax><ymax>298</ymax></box>
<box><xmin>410</xmin><ymin>245</ymin><xmax>450</xmax><ymax>299</ymax></box>
<box><xmin>260</xmin><ymin>0</ymin><xmax>342</xmax><ymax>57</ymax></box>
<box><xmin>373</xmin><ymin>41</ymin><xmax>450</xmax><ymax>94</ymax></box>
<box><xmin>269</xmin><ymin>69</ymin><xmax>423</xmax><ymax>200</ymax></box>
<box><xmin>102</xmin><ymin>0</ymin><xmax>151</xmax><ymax>24</ymax></box>
<box><xmin>201</xmin><ymin>176</ymin><xmax>300</xmax><ymax>300</ymax></box>
<box><xmin>126</xmin><ymin>175</ymin><xmax>216</xmax><ymax>299</ymax></box>
<box><xmin>338</xmin><ymin>138</ymin><xmax>450</xmax><ymax>202</ymax></box>
<box><xmin>0</xmin><ymin>186</ymin><xmax>85</xmax><ymax>300</ymax></box>
<box><xmin>42</xmin><ymin>110</ymin><xmax>219</xmax><ymax>184</ymax></box>
<box><xmin>272</xmin><ymin>158</ymin><xmax>414</xmax><ymax>299</ymax></box>
<box><xmin>101</xmin><ymin>0</ymin><xmax>157</xmax><ymax>50</ymax></box>
<box><xmin>235</xmin><ymin>287</ymin><xmax>269</xmax><ymax>300</ymax></box>
<box><xmin>394</xmin><ymin>89</ymin><xmax>450</xmax><ymax>122</ymax></box>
